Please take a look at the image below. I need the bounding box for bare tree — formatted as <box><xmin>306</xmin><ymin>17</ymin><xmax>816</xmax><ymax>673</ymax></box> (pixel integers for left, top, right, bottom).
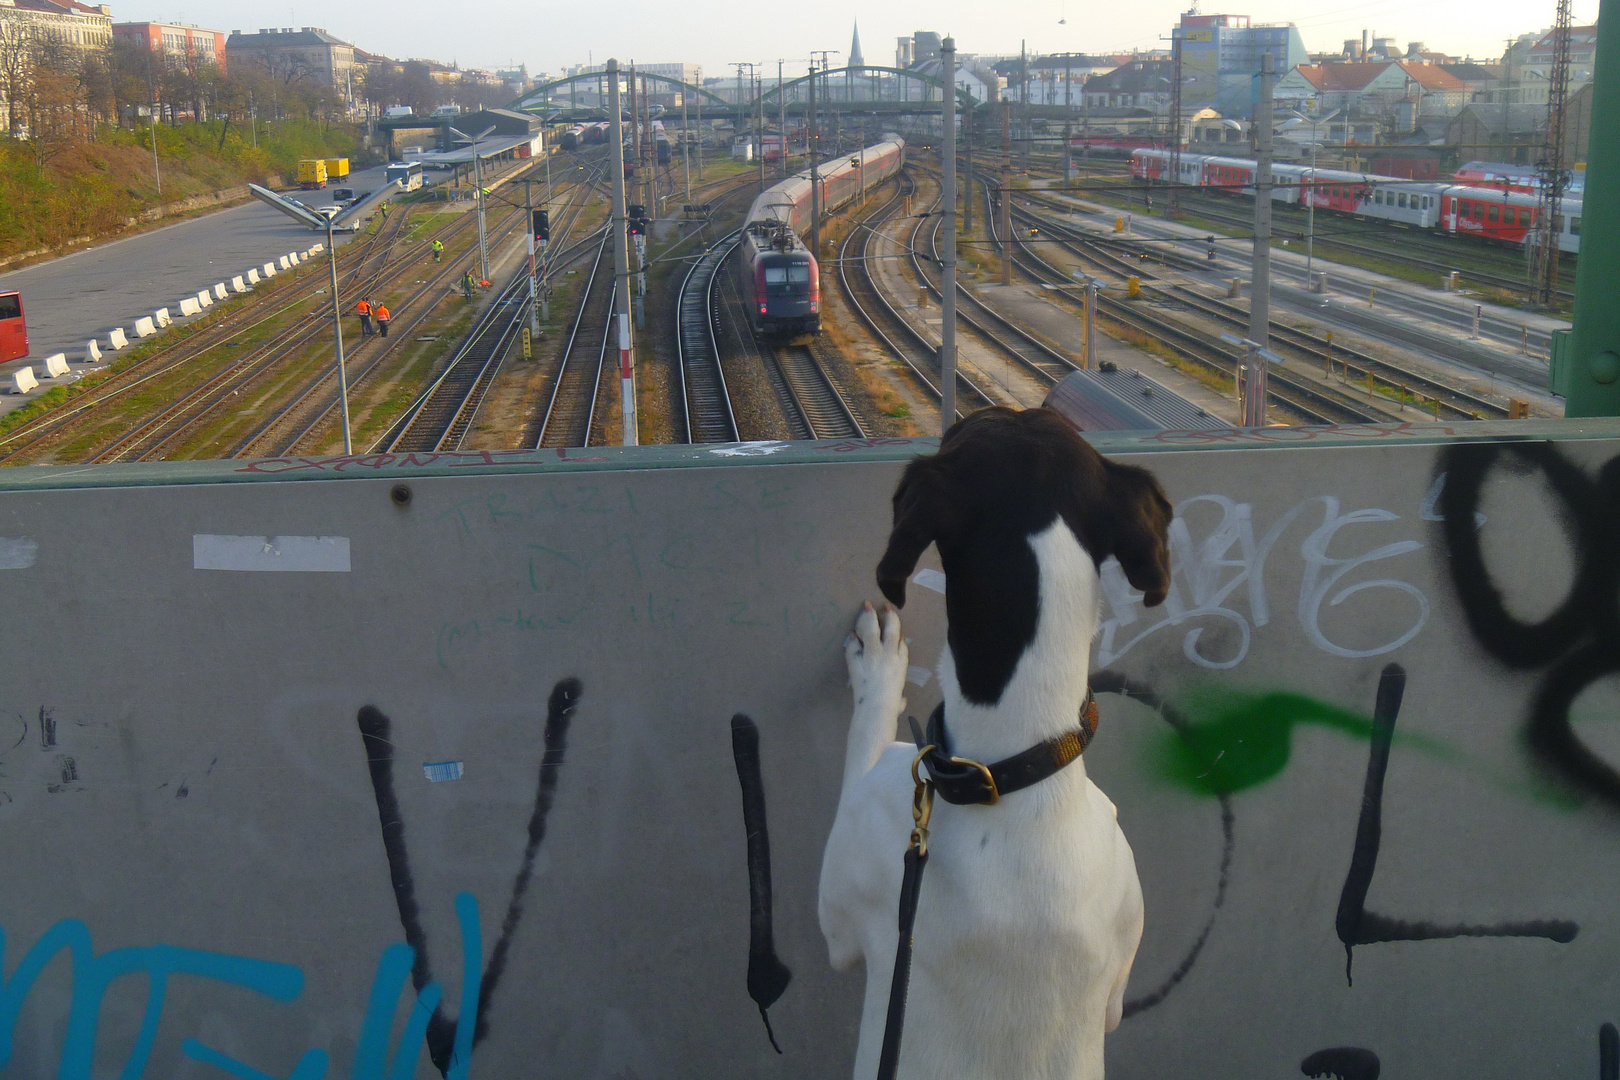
<box><xmin>0</xmin><ymin>9</ymin><xmax>34</xmax><ymax>137</ymax></box>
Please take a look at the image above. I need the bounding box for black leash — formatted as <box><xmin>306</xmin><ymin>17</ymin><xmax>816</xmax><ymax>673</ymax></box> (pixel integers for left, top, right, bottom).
<box><xmin>874</xmin><ymin>693</ymin><xmax>1098</xmax><ymax>1080</ymax></box>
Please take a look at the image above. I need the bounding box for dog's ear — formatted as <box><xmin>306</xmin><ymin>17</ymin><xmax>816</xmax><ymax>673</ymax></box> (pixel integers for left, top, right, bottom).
<box><xmin>1100</xmin><ymin>459</ymin><xmax>1173</xmax><ymax>608</ymax></box>
<box><xmin>876</xmin><ymin>460</ymin><xmax>956</xmax><ymax>608</ymax></box>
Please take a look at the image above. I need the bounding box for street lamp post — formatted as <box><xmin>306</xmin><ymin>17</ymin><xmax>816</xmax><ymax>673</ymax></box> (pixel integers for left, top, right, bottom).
<box><xmin>325</xmin><ymin>216</ymin><xmax>352</xmax><ymax>454</ymax></box>
<box><xmin>451</xmin><ymin>124</ymin><xmax>497</xmax><ymax>282</ymax></box>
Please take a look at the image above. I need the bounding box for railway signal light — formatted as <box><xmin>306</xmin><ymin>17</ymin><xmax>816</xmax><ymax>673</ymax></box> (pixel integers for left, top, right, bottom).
<box><xmin>533</xmin><ymin>209</ymin><xmax>550</xmax><ymax>241</ymax></box>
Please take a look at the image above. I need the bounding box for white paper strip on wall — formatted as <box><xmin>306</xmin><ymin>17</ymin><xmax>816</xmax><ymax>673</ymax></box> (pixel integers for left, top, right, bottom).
<box><xmin>193</xmin><ymin>535</ymin><xmax>351</xmax><ymax>572</ymax></box>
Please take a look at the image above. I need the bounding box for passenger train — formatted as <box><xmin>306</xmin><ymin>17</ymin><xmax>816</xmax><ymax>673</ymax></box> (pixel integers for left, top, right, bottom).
<box><xmin>738</xmin><ymin>138</ymin><xmax>906</xmax><ymax>335</ymax></box>
<box><xmin>1452</xmin><ymin>160</ymin><xmax>1584</xmax><ymax>196</ymax></box>
<box><xmin>1131</xmin><ymin>149</ymin><xmax>1583</xmax><ymax>254</ymax></box>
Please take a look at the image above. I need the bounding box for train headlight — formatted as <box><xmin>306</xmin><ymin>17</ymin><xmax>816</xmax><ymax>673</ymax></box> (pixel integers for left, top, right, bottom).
<box><xmin>810</xmin><ymin>301</ymin><xmax>819</xmax><ymax>312</ymax></box>
<box><xmin>760</xmin><ymin>304</ymin><xmax>768</xmax><ymax>314</ymax></box>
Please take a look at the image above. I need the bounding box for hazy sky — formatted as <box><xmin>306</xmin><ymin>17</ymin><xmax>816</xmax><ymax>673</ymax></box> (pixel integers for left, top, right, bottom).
<box><xmin>126</xmin><ymin>0</ymin><xmax>1593</xmax><ymax>79</ymax></box>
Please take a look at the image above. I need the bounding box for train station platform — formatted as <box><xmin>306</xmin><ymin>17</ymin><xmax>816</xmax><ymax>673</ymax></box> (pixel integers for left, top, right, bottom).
<box><xmin>0</xmin><ymin>420</ymin><xmax>1615</xmax><ymax>1076</ymax></box>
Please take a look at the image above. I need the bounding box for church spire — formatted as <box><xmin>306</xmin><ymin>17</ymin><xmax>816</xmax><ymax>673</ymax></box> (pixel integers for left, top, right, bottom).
<box><xmin>850</xmin><ymin>20</ymin><xmax>864</xmax><ymax>68</ymax></box>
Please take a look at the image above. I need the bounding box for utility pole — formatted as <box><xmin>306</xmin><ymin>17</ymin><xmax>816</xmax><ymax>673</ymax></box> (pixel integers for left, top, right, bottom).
<box><xmin>643</xmin><ymin>72</ymin><xmax>654</xmax><ymax>219</ymax></box>
<box><xmin>628</xmin><ymin>63</ymin><xmax>640</xmax><ymax>168</ymax></box>
<box><xmin>696</xmin><ymin>90</ymin><xmax>703</xmax><ymax>180</ymax></box>
<box><xmin>324</xmin><ymin>215</ymin><xmax>351</xmax><ymax>454</ymax></box>
<box><xmin>1019</xmin><ymin>41</ymin><xmax>1029</xmax><ymax>167</ymax></box>
<box><xmin>682</xmin><ymin>89</ymin><xmax>691</xmax><ymax>201</ymax></box>
<box><xmin>1247</xmin><ymin>51</ymin><xmax>1274</xmax><ymax>426</ymax></box>
<box><xmin>525</xmin><ymin>178</ymin><xmax>539</xmax><ymax>335</ymax></box>
<box><xmin>809</xmin><ymin>64</ymin><xmax>820</xmax><ymax>258</ymax></box>
<box><xmin>941</xmin><ymin>36</ymin><xmax>959</xmax><ymax>428</ymax></box>
<box><xmin>1168</xmin><ymin>34</ymin><xmax>1182</xmax><ymax>217</ymax></box>
<box><xmin>608</xmin><ymin>59</ymin><xmax>637</xmax><ymax>445</ymax></box>
<box><xmin>1063</xmin><ymin>53</ymin><xmax>1074</xmax><ymax>180</ymax></box>
<box><xmin>964</xmin><ymin>96</ymin><xmax>974</xmax><ymax>234</ymax></box>
<box><xmin>1000</xmin><ymin>96</ymin><xmax>1012</xmax><ymax>285</ymax></box>
<box><xmin>778</xmin><ymin>60</ymin><xmax>788</xmax><ymax>179</ymax></box>
<box><xmin>757</xmin><ymin>68</ymin><xmax>767</xmax><ymax>191</ymax></box>
<box><xmin>1535</xmin><ymin>0</ymin><xmax>1574</xmax><ymax>306</ymax></box>
<box><xmin>733</xmin><ymin>62</ymin><xmax>748</xmax><ymax>164</ymax></box>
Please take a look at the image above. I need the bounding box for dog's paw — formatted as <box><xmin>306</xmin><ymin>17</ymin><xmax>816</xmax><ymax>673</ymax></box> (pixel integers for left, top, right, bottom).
<box><xmin>845</xmin><ymin>601</ymin><xmax>909</xmax><ymax>709</ymax></box>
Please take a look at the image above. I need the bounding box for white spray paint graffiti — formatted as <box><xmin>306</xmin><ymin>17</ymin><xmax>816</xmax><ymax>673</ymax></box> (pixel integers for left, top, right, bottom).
<box><xmin>1097</xmin><ymin>494</ymin><xmax>1429</xmax><ymax>669</ymax></box>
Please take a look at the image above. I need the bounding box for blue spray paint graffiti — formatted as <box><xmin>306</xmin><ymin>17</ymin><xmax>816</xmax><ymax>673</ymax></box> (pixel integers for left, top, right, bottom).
<box><xmin>0</xmin><ymin>892</ymin><xmax>483</xmax><ymax>1080</ymax></box>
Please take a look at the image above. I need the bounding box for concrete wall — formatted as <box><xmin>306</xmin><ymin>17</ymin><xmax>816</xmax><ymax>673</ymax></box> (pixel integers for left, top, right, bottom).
<box><xmin>1</xmin><ymin>421</ymin><xmax>1619</xmax><ymax>1078</ymax></box>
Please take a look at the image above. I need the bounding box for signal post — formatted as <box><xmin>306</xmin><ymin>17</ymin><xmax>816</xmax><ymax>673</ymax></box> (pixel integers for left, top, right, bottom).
<box><xmin>608</xmin><ymin>59</ymin><xmax>638</xmax><ymax>444</ymax></box>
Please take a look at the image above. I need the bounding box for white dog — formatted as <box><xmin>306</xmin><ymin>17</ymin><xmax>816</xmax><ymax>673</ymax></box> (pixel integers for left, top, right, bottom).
<box><xmin>819</xmin><ymin>407</ymin><xmax>1173</xmax><ymax>1080</ymax></box>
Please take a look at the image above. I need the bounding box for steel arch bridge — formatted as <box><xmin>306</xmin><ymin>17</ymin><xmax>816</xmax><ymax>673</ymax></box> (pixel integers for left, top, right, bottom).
<box><xmin>512</xmin><ymin>71</ymin><xmax>728</xmax><ymax>115</ymax></box>
<box><xmin>511</xmin><ymin>65</ymin><xmax>976</xmax><ymax>120</ymax></box>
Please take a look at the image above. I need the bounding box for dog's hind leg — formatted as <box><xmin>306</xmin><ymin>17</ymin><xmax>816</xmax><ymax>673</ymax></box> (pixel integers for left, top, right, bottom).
<box><xmin>840</xmin><ymin>602</ymin><xmax>909</xmax><ymax>798</ymax></box>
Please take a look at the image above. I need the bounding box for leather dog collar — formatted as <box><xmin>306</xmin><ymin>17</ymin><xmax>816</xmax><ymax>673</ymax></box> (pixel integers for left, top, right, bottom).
<box><xmin>917</xmin><ymin>690</ymin><xmax>1099</xmax><ymax>806</ymax></box>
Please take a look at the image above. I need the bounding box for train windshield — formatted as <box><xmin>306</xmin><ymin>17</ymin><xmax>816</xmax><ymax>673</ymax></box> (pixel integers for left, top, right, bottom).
<box><xmin>0</xmin><ymin>294</ymin><xmax>19</xmax><ymax>320</ymax></box>
<box><xmin>764</xmin><ymin>263</ymin><xmax>812</xmax><ymax>293</ymax></box>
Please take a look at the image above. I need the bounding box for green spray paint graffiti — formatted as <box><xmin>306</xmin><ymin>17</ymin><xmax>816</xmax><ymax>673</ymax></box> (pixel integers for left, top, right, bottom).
<box><xmin>1150</xmin><ymin>684</ymin><xmax>1570</xmax><ymax>806</ymax></box>
<box><xmin>1153</xmin><ymin>688</ymin><xmax>1385</xmax><ymax>796</ymax></box>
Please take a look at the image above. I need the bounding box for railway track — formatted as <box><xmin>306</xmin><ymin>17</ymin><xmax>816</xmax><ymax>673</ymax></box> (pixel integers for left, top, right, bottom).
<box><xmin>0</xmin><ymin>207</ymin><xmax>417</xmax><ymax>463</ymax></box>
<box><xmin>675</xmin><ymin>233</ymin><xmax>741</xmax><ymax>443</ymax></box>
<box><xmin>3</xmin><ymin>151</ymin><xmax>611</xmax><ymax>466</ymax></box>
<box><xmin>766</xmin><ymin>342</ymin><xmax>863</xmax><ymax>439</ymax></box>
<box><xmin>86</xmin><ymin>206</ymin><xmax>497</xmax><ymax>464</ymax></box>
<box><xmin>533</xmin><ymin>231</ymin><xmax>617</xmax><ymax>449</ymax></box>
<box><xmin>373</xmin><ymin>267</ymin><xmax>534</xmax><ymax>453</ymax></box>
<box><xmin>1113</xmin><ymin>185</ymin><xmax>1573</xmax><ymax>303</ymax></box>
<box><xmin>1009</xmin><ymin>193</ymin><xmax>1508</xmax><ymax>419</ymax></box>
<box><xmin>909</xmin><ymin>189</ymin><xmax>1080</xmax><ymax>392</ymax></box>
<box><xmin>833</xmin><ymin>168</ymin><xmax>993</xmax><ymax>420</ymax></box>
<box><xmin>237</xmin><ymin>164</ymin><xmax>612</xmax><ymax>458</ymax></box>
<box><xmin>979</xmin><ymin>174</ymin><xmax>1375</xmax><ymax>425</ymax></box>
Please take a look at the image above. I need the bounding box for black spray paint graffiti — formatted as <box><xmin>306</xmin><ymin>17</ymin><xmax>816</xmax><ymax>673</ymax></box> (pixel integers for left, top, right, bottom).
<box><xmin>1335</xmin><ymin>664</ymin><xmax>1577</xmax><ymax>985</ymax></box>
<box><xmin>356</xmin><ymin>677</ymin><xmax>580</xmax><ymax>1075</ymax></box>
<box><xmin>1439</xmin><ymin>442</ymin><xmax>1620</xmax><ymax>807</ymax></box>
<box><xmin>730</xmin><ymin>714</ymin><xmax>792</xmax><ymax>1053</ymax></box>
<box><xmin>1303</xmin><ymin>1021</ymin><xmax>1618</xmax><ymax>1079</ymax></box>
<box><xmin>1088</xmin><ymin>671</ymin><xmax>1236</xmax><ymax>1021</ymax></box>
<box><xmin>1301</xmin><ymin>1046</ymin><xmax>1380</xmax><ymax>1080</ymax></box>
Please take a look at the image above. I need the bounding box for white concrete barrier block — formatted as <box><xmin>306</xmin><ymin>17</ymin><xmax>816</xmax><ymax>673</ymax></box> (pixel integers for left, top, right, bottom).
<box><xmin>246</xmin><ymin>269</ymin><xmax>261</xmax><ymax>284</ymax></box>
<box><xmin>134</xmin><ymin>317</ymin><xmax>156</xmax><ymax>338</ymax></box>
<box><xmin>178</xmin><ymin>298</ymin><xmax>201</xmax><ymax>317</ymax></box>
<box><xmin>213</xmin><ymin>283</ymin><xmax>228</xmax><ymax>300</ymax></box>
<box><xmin>10</xmin><ymin>367</ymin><xmax>38</xmax><ymax>394</ymax></box>
<box><xmin>262</xmin><ymin>263</ymin><xmax>277</xmax><ymax>277</ymax></box>
<box><xmin>290</xmin><ymin>251</ymin><xmax>302</xmax><ymax>264</ymax></box>
<box><xmin>83</xmin><ymin>339</ymin><xmax>102</xmax><ymax>364</ymax></box>
<box><xmin>231</xmin><ymin>276</ymin><xmax>248</xmax><ymax>294</ymax></box>
<box><xmin>108</xmin><ymin>328</ymin><xmax>128</xmax><ymax>350</ymax></box>
<box><xmin>41</xmin><ymin>353</ymin><xmax>69</xmax><ymax>378</ymax></box>
<box><xmin>309</xmin><ymin>242</ymin><xmax>325</xmax><ymax>254</ymax></box>
<box><xmin>278</xmin><ymin>255</ymin><xmax>292</xmax><ymax>270</ymax></box>
<box><xmin>153</xmin><ymin>308</ymin><xmax>171</xmax><ymax>329</ymax></box>
<box><xmin>196</xmin><ymin>290</ymin><xmax>213</xmax><ymax>308</ymax></box>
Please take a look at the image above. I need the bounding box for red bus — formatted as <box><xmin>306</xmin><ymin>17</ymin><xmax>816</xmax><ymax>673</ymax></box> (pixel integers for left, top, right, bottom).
<box><xmin>0</xmin><ymin>292</ymin><xmax>26</xmax><ymax>363</ymax></box>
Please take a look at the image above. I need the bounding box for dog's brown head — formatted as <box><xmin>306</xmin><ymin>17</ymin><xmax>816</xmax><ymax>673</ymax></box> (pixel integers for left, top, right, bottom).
<box><xmin>876</xmin><ymin>407</ymin><xmax>1172</xmax><ymax>704</ymax></box>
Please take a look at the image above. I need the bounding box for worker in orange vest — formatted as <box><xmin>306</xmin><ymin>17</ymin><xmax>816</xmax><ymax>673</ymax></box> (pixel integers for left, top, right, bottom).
<box><xmin>374</xmin><ymin>301</ymin><xmax>391</xmax><ymax>338</ymax></box>
<box><xmin>355</xmin><ymin>297</ymin><xmax>372</xmax><ymax>336</ymax></box>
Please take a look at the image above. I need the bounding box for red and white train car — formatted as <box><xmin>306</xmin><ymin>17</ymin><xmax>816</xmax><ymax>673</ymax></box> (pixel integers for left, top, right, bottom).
<box><xmin>1130</xmin><ymin>148</ymin><xmax>1582</xmax><ymax>253</ymax></box>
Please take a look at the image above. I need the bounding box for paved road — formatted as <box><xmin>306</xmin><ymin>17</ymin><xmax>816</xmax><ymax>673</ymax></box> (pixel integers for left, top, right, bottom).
<box><xmin>0</xmin><ymin>163</ymin><xmax>409</xmax><ymax>417</ymax></box>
